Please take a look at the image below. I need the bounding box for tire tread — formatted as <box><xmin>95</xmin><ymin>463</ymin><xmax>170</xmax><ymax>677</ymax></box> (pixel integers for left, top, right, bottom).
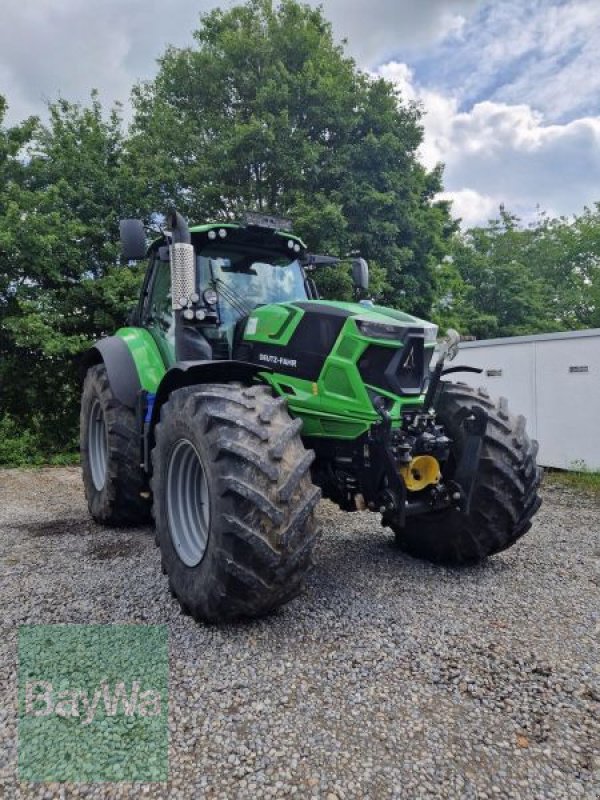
<box><xmin>152</xmin><ymin>383</ymin><xmax>320</xmax><ymax>622</ymax></box>
<box><xmin>392</xmin><ymin>381</ymin><xmax>542</xmax><ymax>564</ymax></box>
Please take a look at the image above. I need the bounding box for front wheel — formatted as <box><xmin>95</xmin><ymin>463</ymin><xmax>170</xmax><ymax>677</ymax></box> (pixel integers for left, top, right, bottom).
<box><xmin>390</xmin><ymin>382</ymin><xmax>542</xmax><ymax>564</ymax></box>
<box><xmin>151</xmin><ymin>383</ymin><xmax>321</xmax><ymax>622</ymax></box>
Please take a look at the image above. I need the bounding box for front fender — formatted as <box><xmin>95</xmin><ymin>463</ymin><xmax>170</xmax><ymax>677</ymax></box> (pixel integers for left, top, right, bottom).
<box><xmin>149</xmin><ymin>360</ymin><xmax>271</xmax><ymax>430</ymax></box>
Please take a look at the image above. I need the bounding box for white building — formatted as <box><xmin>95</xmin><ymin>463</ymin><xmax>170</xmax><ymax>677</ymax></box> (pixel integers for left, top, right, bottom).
<box><xmin>448</xmin><ymin>328</ymin><xmax>600</xmax><ymax>471</ymax></box>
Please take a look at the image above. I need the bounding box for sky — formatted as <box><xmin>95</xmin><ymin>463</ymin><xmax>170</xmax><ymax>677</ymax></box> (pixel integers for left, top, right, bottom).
<box><xmin>1</xmin><ymin>0</ymin><xmax>598</xmax><ymax>227</ymax></box>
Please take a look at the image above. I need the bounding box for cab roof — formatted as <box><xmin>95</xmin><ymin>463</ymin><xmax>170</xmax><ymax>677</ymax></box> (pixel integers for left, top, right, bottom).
<box><xmin>189</xmin><ymin>222</ymin><xmax>306</xmax><ymax>250</ymax></box>
<box><xmin>149</xmin><ymin>222</ymin><xmax>306</xmax><ymax>254</ymax></box>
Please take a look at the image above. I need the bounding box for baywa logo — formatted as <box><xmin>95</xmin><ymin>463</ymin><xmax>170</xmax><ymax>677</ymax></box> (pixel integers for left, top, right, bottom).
<box><xmin>24</xmin><ymin>678</ymin><xmax>162</xmax><ymax>725</ymax></box>
<box><xmin>18</xmin><ymin>624</ymin><xmax>168</xmax><ymax>782</ymax></box>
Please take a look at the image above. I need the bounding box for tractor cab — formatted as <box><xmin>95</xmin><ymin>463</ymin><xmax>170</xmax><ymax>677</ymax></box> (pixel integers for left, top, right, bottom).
<box><xmin>192</xmin><ymin>222</ymin><xmax>310</xmax><ymax>357</ymax></box>
<box><xmin>124</xmin><ymin>212</ymin><xmax>366</xmax><ymax>367</ymax></box>
<box><xmin>126</xmin><ymin>214</ymin><xmax>316</xmax><ymax>365</ymax></box>
<box><xmin>195</xmin><ymin>237</ymin><xmax>308</xmax><ymax>328</ymax></box>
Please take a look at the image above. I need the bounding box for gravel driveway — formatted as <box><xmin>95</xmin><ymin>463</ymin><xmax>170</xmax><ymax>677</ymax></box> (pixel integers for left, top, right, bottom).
<box><xmin>0</xmin><ymin>467</ymin><xmax>598</xmax><ymax>799</ymax></box>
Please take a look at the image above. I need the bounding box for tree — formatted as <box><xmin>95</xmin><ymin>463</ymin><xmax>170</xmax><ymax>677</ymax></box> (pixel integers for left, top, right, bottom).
<box><xmin>128</xmin><ymin>0</ymin><xmax>453</xmax><ymax>309</ymax></box>
<box><xmin>0</xmin><ymin>94</ymin><xmax>144</xmax><ymax>461</ymax></box>
<box><xmin>527</xmin><ymin>205</ymin><xmax>600</xmax><ymax>329</ymax></box>
<box><xmin>438</xmin><ymin>206</ymin><xmax>600</xmax><ymax>339</ymax></box>
<box><xmin>437</xmin><ymin>210</ymin><xmax>555</xmax><ymax>338</ymax></box>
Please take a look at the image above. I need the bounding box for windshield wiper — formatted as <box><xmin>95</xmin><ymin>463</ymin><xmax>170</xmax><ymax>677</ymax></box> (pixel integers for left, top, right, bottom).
<box><xmin>205</xmin><ymin>257</ymin><xmax>253</xmax><ymax>319</ymax></box>
<box><xmin>211</xmin><ymin>276</ymin><xmax>253</xmax><ymax>318</ymax></box>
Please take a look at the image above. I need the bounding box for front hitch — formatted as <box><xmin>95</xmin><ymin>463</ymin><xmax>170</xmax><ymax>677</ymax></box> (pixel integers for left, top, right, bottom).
<box><xmin>377</xmin><ymin>400</ymin><xmax>488</xmax><ymax>528</ymax></box>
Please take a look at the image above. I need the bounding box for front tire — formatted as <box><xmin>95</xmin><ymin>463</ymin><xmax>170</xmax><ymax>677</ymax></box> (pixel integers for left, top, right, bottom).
<box><xmin>81</xmin><ymin>364</ymin><xmax>151</xmax><ymax>525</ymax></box>
<box><xmin>391</xmin><ymin>382</ymin><xmax>542</xmax><ymax>564</ymax></box>
<box><xmin>152</xmin><ymin>383</ymin><xmax>321</xmax><ymax>622</ymax></box>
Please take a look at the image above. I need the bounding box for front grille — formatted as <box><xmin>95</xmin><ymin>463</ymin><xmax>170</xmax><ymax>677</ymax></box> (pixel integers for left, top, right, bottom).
<box><xmin>358</xmin><ymin>335</ymin><xmax>430</xmax><ymax>396</ymax></box>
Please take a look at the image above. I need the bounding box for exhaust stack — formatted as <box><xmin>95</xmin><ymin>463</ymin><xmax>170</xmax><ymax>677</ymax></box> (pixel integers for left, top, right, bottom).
<box><xmin>167</xmin><ymin>210</ymin><xmax>195</xmax><ymax>312</ymax></box>
<box><xmin>167</xmin><ymin>210</ymin><xmax>210</xmax><ymax>361</ymax></box>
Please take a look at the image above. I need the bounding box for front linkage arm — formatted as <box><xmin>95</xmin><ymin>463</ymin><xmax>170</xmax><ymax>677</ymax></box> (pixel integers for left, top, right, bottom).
<box><xmin>373</xmin><ymin>394</ymin><xmax>489</xmax><ymax>524</ymax></box>
<box><xmin>424</xmin><ymin>329</ymin><xmax>488</xmax><ymax>514</ymax></box>
<box><xmin>371</xmin><ymin>396</ymin><xmax>408</xmax><ymax>527</ymax></box>
<box><xmin>448</xmin><ymin>404</ymin><xmax>488</xmax><ymax>515</ymax></box>
<box><xmin>375</xmin><ymin>326</ymin><xmax>490</xmax><ymax>521</ymax></box>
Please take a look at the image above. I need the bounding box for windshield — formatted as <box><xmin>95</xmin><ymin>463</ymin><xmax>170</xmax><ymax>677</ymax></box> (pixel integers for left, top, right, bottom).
<box><xmin>197</xmin><ymin>246</ymin><xmax>308</xmax><ymax>327</ymax></box>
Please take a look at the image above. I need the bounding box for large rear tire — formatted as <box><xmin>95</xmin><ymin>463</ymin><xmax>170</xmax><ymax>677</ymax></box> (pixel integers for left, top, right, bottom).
<box><xmin>390</xmin><ymin>382</ymin><xmax>542</xmax><ymax>564</ymax></box>
<box><xmin>80</xmin><ymin>364</ymin><xmax>151</xmax><ymax>525</ymax></box>
<box><xmin>152</xmin><ymin>383</ymin><xmax>321</xmax><ymax>622</ymax></box>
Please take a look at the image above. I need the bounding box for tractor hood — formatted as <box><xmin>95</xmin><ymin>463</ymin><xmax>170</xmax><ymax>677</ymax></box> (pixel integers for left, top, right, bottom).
<box><xmin>296</xmin><ymin>300</ymin><xmax>438</xmax><ymax>337</ymax></box>
<box><xmin>235</xmin><ymin>298</ymin><xmax>438</xmax><ymax>411</ymax></box>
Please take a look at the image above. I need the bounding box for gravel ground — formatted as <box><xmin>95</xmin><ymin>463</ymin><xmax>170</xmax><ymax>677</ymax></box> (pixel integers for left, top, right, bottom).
<box><xmin>0</xmin><ymin>467</ymin><xmax>598</xmax><ymax>799</ymax></box>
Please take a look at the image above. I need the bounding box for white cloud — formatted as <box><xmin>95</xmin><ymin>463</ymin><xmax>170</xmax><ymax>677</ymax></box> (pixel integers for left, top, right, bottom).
<box><xmin>0</xmin><ymin>0</ymin><xmax>483</xmax><ymax>125</ymax></box>
<box><xmin>419</xmin><ymin>0</ymin><xmax>600</xmax><ymax>122</ymax></box>
<box><xmin>0</xmin><ymin>0</ymin><xmax>217</xmax><ymax>124</ymax></box>
<box><xmin>493</xmin><ymin>0</ymin><xmax>600</xmax><ymax>120</ymax></box>
<box><xmin>378</xmin><ymin>61</ymin><xmax>600</xmax><ymax>226</ymax></box>
<box><xmin>436</xmin><ymin>189</ymin><xmax>498</xmax><ymax>227</ymax></box>
<box><xmin>319</xmin><ymin>0</ymin><xmax>480</xmax><ymax>63</ymax></box>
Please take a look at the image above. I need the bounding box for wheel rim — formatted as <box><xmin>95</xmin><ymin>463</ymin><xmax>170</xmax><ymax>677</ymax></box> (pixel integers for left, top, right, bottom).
<box><xmin>166</xmin><ymin>439</ymin><xmax>210</xmax><ymax>567</ymax></box>
<box><xmin>88</xmin><ymin>398</ymin><xmax>108</xmax><ymax>491</ymax></box>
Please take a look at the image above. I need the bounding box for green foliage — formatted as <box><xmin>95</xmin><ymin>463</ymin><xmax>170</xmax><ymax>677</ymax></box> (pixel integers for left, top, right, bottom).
<box><xmin>0</xmin><ymin>94</ymin><xmax>146</xmax><ymax>464</ymax></box>
<box><xmin>0</xmin><ymin>415</ymin><xmax>78</xmax><ymax>467</ymax></box>
<box><xmin>544</xmin><ymin>467</ymin><xmax>600</xmax><ymax>497</ymax></box>
<box><xmin>434</xmin><ymin>207</ymin><xmax>600</xmax><ymax>338</ymax></box>
<box><xmin>529</xmin><ymin>206</ymin><xmax>600</xmax><ymax>330</ymax></box>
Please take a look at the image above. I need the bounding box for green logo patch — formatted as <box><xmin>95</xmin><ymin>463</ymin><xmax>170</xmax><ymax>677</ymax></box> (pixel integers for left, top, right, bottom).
<box><xmin>18</xmin><ymin>624</ymin><xmax>168</xmax><ymax>782</ymax></box>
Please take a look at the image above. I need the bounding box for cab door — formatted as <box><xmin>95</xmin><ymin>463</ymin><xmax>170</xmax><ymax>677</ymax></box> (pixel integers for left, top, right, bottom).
<box><xmin>143</xmin><ymin>254</ymin><xmax>176</xmax><ymax>368</ymax></box>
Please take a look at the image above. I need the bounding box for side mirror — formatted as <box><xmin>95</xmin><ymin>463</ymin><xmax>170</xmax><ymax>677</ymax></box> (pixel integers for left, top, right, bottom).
<box><xmin>119</xmin><ymin>219</ymin><xmax>147</xmax><ymax>262</ymax></box>
<box><xmin>351</xmin><ymin>257</ymin><xmax>369</xmax><ymax>291</ymax></box>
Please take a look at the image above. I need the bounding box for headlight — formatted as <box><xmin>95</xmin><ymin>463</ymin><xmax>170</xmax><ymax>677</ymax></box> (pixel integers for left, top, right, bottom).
<box><xmin>356</xmin><ymin>319</ymin><xmax>439</xmax><ymax>342</ymax></box>
<box><xmin>423</xmin><ymin>323</ymin><xmax>438</xmax><ymax>343</ymax></box>
<box><xmin>203</xmin><ymin>288</ymin><xmax>218</xmax><ymax>306</ymax></box>
<box><xmin>356</xmin><ymin>320</ymin><xmax>404</xmax><ymax>340</ymax></box>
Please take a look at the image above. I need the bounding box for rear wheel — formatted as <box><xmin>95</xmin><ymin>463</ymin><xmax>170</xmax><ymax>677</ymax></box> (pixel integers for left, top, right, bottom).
<box><xmin>390</xmin><ymin>382</ymin><xmax>542</xmax><ymax>564</ymax></box>
<box><xmin>81</xmin><ymin>364</ymin><xmax>151</xmax><ymax>525</ymax></box>
<box><xmin>152</xmin><ymin>383</ymin><xmax>321</xmax><ymax>622</ymax></box>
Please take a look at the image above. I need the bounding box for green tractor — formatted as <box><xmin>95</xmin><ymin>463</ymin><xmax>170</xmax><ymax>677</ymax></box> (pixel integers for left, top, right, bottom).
<box><xmin>80</xmin><ymin>211</ymin><xmax>541</xmax><ymax>622</ymax></box>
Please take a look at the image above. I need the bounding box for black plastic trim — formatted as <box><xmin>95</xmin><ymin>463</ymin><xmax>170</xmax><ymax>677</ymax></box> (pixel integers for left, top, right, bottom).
<box><xmin>441</xmin><ymin>365</ymin><xmax>483</xmax><ymax>376</ymax></box>
<box><xmin>235</xmin><ymin>307</ymin><xmax>349</xmax><ymax>381</ymax></box>
<box><xmin>148</xmin><ymin>360</ymin><xmax>271</xmax><ymax>437</ymax></box>
<box><xmin>119</xmin><ymin>219</ymin><xmax>147</xmax><ymax>262</ymax></box>
<box><xmin>358</xmin><ymin>330</ymin><xmax>428</xmax><ymax>396</ymax></box>
<box><xmin>79</xmin><ymin>336</ymin><xmax>141</xmax><ymax>409</ymax></box>
<box><xmin>292</xmin><ymin>302</ymin><xmax>353</xmax><ymax>318</ymax></box>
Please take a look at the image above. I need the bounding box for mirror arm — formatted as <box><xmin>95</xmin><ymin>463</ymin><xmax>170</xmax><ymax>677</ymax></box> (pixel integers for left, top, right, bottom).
<box><xmin>301</xmin><ymin>254</ymin><xmax>340</xmax><ymax>268</ymax></box>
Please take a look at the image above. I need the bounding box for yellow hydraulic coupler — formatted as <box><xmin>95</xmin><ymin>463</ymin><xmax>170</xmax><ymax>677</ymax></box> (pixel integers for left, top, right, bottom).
<box><xmin>399</xmin><ymin>455</ymin><xmax>441</xmax><ymax>492</ymax></box>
